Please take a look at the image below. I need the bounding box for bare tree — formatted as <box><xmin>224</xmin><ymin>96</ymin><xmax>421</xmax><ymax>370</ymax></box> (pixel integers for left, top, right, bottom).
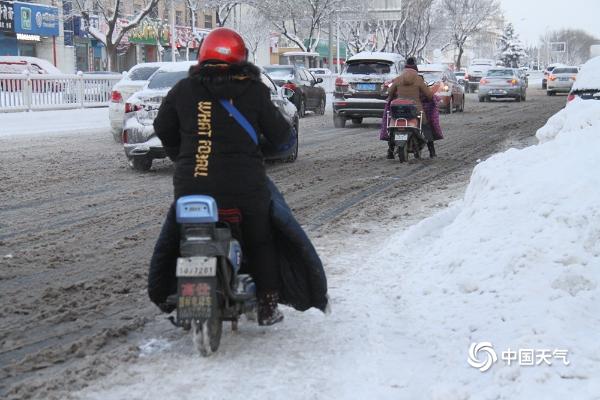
<box><xmin>392</xmin><ymin>0</ymin><xmax>436</xmax><ymax>60</ymax></box>
<box><xmin>204</xmin><ymin>0</ymin><xmax>239</xmax><ymax>27</ymax></box>
<box><xmin>257</xmin><ymin>0</ymin><xmax>343</xmax><ymax>52</ymax></box>
<box><xmin>184</xmin><ymin>0</ymin><xmax>201</xmax><ymax>32</ymax></box>
<box><xmin>540</xmin><ymin>29</ymin><xmax>599</xmax><ymax>65</ymax></box>
<box><xmin>442</xmin><ymin>0</ymin><xmax>500</xmax><ymax>69</ymax></box>
<box><xmin>235</xmin><ymin>7</ymin><xmax>270</xmax><ymax>63</ymax></box>
<box><xmin>76</xmin><ymin>0</ymin><xmax>159</xmax><ymax>71</ymax></box>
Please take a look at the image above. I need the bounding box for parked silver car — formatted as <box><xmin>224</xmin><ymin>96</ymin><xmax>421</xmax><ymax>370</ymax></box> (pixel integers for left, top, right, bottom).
<box><xmin>108</xmin><ymin>62</ymin><xmax>166</xmax><ymax>142</ymax></box>
<box><xmin>546</xmin><ymin>66</ymin><xmax>578</xmax><ymax>96</ymax></box>
<box><xmin>122</xmin><ymin>64</ymin><xmax>300</xmax><ymax>171</ymax></box>
<box><xmin>478</xmin><ymin>68</ymin><xmax>527</xmax><ymax>102</ymax></box>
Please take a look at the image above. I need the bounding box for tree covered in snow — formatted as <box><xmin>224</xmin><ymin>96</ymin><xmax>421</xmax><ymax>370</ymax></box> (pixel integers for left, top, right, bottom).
<box><xmin>75</xmin><ymin>0</ymin><xmax>159</xmax><ymax>71</ymax></box>
<box><xmin>441</xmin><ymin>0</ymin><xmax>500</xmax><ymax>69</ymax></box>
<box><xmin>235</xmin><ymin>7</ymin><xmax>271</xmax><ymax>63</ymax></box>
<box><xmin>204</xmin><ymin>0</ymin><xmax>240</xmax><ymax>27</ymax></box>
<box><xmin>497</xmin><ymin>23</ymin><xmax>527</xmax><ymax>67</ymax></box>
<box><xmin>255</xmin><ymin>0</ymin><xmax>344</xmax><ymax>53</ymax></box>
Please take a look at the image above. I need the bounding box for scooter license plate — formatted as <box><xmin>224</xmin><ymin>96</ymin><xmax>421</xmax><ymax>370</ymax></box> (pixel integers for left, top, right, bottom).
<box><xmin>177</xmin><ymin>278</ymin><xmax>216</xmax><ymax>321</ymax></box>
<box><xmin>176</xmin><ymin>257</ymin><xmax>217</xmax><ymax>277</ymax></box>
<box><xmin>395</xmin><ymin>133</ymin><xmax>408</xmax><ymax>141</ymax></box>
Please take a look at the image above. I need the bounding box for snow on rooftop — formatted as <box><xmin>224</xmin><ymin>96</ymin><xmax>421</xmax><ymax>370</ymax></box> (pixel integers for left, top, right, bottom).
<box><xmin>155</xmin><ymin>61</ymin><xmax>197</xmax><ymax>72</ymax></box>
<box><xmin>572</xmin><ymin>56</ymin><xmax>600</xmax><ymax>91</ymax></box>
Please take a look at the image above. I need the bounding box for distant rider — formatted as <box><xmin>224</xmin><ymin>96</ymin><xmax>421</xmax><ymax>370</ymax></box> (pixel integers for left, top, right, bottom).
<box><xmin>148</xmin><ymin>27</ymin><xmax>292</xmax><ymax>326</ymax></box>
<box><xmin>386</xmin><ymin>57</ymin><xmax>437</xmax><ymax>158</ymax></box>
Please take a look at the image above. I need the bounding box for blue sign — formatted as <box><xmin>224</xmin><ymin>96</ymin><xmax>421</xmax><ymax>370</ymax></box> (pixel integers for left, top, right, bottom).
<box><xmin>14</xmin><ymin>2</ymin><xmax>59</xmax><ymax>36</ymax></box>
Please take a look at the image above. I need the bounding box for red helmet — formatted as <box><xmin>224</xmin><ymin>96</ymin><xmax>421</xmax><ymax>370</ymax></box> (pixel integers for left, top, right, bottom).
<box><xmin>198</xmin><ymin>28</ymin><xmax>247</xmax><ymax>64</ymax></box>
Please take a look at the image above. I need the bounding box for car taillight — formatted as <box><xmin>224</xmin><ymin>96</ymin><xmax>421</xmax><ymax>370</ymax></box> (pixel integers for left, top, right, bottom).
<box><xmin>283</xmin><ymin>81</ymin><xmax>297</xmax><ymax>91</ymax></box>
<box><xmin>571</xmin><ymin>75</ymin><xmax>577</xmax><ymax>81</ymax></box>
<box><xmin>548</xmin><ymin>75</ymin><xmax>557</xmax><ymax>81</ymax></box>
<box><xmin>507</xmin><ymin>79</ymin><xmax>518</xmax><ymax>85</ymax></box>
<box><xmin>479</xmin><ymin>78</ymin><xmax>489</xmax><ymax>85</ymax></box>
<box><xmin>335</xmin><ymin>77</ymin><xmax>349</xmax><ymax>87</ymax></box>
<box><xmin>567</xmin><ymin>93</ymin><xmax>576</xmax><ymax>102</ymax></box>
<box><xmin>464</xmin><ymin>73</ymin><xmax>469</xmax><ymax>79</ymax></box>
<box><xmin>383</xmin><ymin>80</ymin><xmax>393</xmax><ymax>88</ymax></box>
<box><xmin>111</xmin><ymin>90</ymin><xmax>122</xmax><ymax>103</ymax></box>
<box><xmin>124</xmin><ymin>102</ymin><xmax>141</xmax><ymax>113</ymax></box>
<box><xmin>122</xmin><ymin>129</ymin><xmax>128</xmax><ymax>143</ymax></box>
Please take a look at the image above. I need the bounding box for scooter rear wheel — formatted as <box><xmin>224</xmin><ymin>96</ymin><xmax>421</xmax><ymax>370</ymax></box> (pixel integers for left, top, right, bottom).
<box><xmin>397</xmin><ymin>144</ymin><xmax>408</xmax><ymax>163</ymax></box>
<box><xmin>192</xmin><ymin>315</ymin><xmax>222</xmax><ymax>357</ymax></box>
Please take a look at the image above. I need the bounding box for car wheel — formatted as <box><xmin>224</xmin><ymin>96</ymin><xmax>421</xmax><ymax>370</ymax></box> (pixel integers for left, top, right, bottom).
<box><xmin>298</xmin><ymin>98</ymin><xmax>306</xmax><ymax>118</ymax></box>
<box><xmin>129</xmin><ymin>156</ymin><xmax>153</xmax><ymax>171</ymax></box>
<box><xmin>522</xmin><ymin>92</ymin><xmax>527</xmax><ymax>101</ymax></box>
<box><xmin>448</xmin><ymin>97</ymin><xmax>454</xmax><ymax>114</ymax></box>
<box><xmin>333</xmin><ymin>114</ymin><xmax>346</xmax><ymax>128</ymax></box>
<box><xmin>459</xmin><ymin>96</ymin><xmax>465</xmax><ymax>112</ymax></box>
<box><xmin>316</xmin><ymin>97</ymin><xmax>326</xmax><ymax>115</ymax></box>
<box><xmin>352</xmin><ymin>117</ymin><xmax>363</xmax><ymax>125</ymax></box>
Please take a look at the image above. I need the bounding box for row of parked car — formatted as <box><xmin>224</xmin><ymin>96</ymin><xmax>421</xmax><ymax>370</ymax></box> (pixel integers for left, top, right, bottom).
<box><xmin>109</xmin><ymin>61</ymin><xmax>302</xmax><ymax>171</ymax></box>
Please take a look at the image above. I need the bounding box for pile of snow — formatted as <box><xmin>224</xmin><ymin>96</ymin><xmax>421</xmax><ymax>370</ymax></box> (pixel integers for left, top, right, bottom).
<box><xmin>572</xmin><ymin>56</ymin><xmax>600</xmax><ymax>91</ymax></box>
<box><xmin>0</xmin><ymin>108</ymin><xmax>110</xmax><ymax>138</ymax></box>
<box><xmin>377</xmin><ymin>98</ymin><xmax>600</xmax><ymax>397</ymax></box>
<box><xmin>536</xmin><ymin>98</ymin><xmax>600</xmax><ymax>143</ymax></box>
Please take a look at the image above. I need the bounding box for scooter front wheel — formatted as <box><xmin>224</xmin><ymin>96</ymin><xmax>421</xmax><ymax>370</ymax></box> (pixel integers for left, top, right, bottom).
<box><xmin>192</xmin><ymin>315</ymin><xmax>222</xmax><ymax>357</ymax></box>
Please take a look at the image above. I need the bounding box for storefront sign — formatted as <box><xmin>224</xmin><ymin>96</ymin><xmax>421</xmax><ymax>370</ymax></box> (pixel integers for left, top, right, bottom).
<box><xmin>0</xmin><ymin>0</ymin><xmax>15</xmax><ymax>32</ymax></box>
<box><xmin>13</xmin><ymin>1</ymin><xmax>59</xmax><ymax>36</ymax></box>
<box><xmin>16</xmin><ymin>32</ymin><xmax>40</xmax><ymax>41</ymax></box>
<box><xmin>128</xmin><ymin>19</ymin><xmax>170</xmax><ymax>45</ymax></box>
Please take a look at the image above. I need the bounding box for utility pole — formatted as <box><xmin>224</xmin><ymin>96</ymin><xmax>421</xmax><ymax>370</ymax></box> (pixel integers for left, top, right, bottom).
<box><xmin>328</xmin><ymin>14</ymin><xmax>333</xmax><ymax>70</ymax></box>
<box><xmin>170</xmin><ymin>0</ymin><xmax>177</xmax><ymax>61</ymax></box>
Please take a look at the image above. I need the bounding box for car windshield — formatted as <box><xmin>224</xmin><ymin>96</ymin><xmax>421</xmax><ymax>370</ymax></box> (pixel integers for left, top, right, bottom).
<box><xmin>264</xmin><ymin>67</ymin><xmax>294</xmax><ymax>78</ymax></box>
<box><xmin>345</xmin><ymin>62</ymin><xmax>392</xmax><ymax>75</ymax></box>
<box><xmin>421</xmin><ymin>71</ymin><xmax>444</xmax><ymax>83</ymax></box>
<box><xmin>147</xmin><ymin>71</ymin><xmax>187</xmax><ymax>89</ymax></box>
<box><xmin>487</xmin><ymin>70</ymin><xmax>513</xmax><ymax>77</ymax></box>
<box><xmin>129</xmin><ymin>66</ymin><xmax>160</xmax><ymax>81</ymax></box>
<box><xmin>553</xmin><ymin>68</ymin><xmax>578</xmax><ymax>74</ymax></box>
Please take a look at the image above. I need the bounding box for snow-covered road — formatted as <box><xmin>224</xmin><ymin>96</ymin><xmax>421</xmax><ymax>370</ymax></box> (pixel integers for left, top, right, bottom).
<box><xmin>2</xmin><ymin>89</ymin><xmax>582</xmax><ymax>399</ymax></box>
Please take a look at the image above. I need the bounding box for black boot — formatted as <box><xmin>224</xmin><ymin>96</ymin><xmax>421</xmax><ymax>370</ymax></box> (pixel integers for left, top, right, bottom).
<box><xmin>258</xmin><ymin>290</ymin><xmax>284</xmax><ymax>326</ymax></box>
<box><xmin>387</xmin><ymin>142</ymin><xmax>395</xmax><ymax>159</ymax></box>
<box><xmin>427</xmin><ymin>141</ymin><xmax>437</xmax><ymax>158</ymax></box>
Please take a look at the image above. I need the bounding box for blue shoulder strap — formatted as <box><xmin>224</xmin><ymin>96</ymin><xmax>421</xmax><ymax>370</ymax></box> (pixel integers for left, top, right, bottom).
<box><xmin>218</xmin><ymin>99</ymin><xmax>258</xmax><ymax>145</ymax></box>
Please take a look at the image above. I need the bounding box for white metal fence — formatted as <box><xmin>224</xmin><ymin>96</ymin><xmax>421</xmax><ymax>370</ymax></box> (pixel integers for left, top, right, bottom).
<box><xmin>0</xmin><ymin>72</ymin><xmax>121</xmax><ymax>113</ymax></box>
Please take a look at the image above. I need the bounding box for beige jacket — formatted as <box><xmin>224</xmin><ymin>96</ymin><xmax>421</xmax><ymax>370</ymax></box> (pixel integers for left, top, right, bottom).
<box><xmin>387</xmin><ymin>69</ymin><xmax>433</xmax><ymax>124</ymax></box>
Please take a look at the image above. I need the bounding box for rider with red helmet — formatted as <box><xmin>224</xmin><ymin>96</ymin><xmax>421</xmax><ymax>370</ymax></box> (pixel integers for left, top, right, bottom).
<box><xmin>148</xmin><ymin>28</ymin><xmax>292</xmax><ymax>326</ymax></box>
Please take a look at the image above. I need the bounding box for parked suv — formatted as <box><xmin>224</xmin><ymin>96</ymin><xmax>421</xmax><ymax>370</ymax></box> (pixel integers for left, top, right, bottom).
<box><xmin>567</xmin><ymin>57</ymin><xmax>600</xmax><ymax>103</ymax></box>
<box><xmin>332</xmin><ymin>52</ymin><xmax>404</xmax><ymax>128</ymax></box>
<box><xmin>263</xmin><ymin>65</ymin><xmax>326</xmax><ymax>118</ymax></box>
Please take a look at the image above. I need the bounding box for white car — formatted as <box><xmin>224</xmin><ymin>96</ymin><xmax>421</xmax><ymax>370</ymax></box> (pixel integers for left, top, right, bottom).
<box><xmin>308</xmin><ymin>67</ymin><xmax>333</xmax><ymax>76</ymax></box>
<box><xmin>108</xmin><ymin>62</ymin><xmax>169</xmax><ymax>142</ymax></box>
<box><xmin>0</xmin><ymin>56</ymin><xmax>63</xmax><ymax>74</ymax></box>
<box><xmin>567</xmin><ymin>56</ymin><xmax>600</xmax><ymax>103</ymax></box>
<box><xmin>546</xmin><ymin>66</ymin><xmax>578</xmax><ymax>96</ymax></box>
